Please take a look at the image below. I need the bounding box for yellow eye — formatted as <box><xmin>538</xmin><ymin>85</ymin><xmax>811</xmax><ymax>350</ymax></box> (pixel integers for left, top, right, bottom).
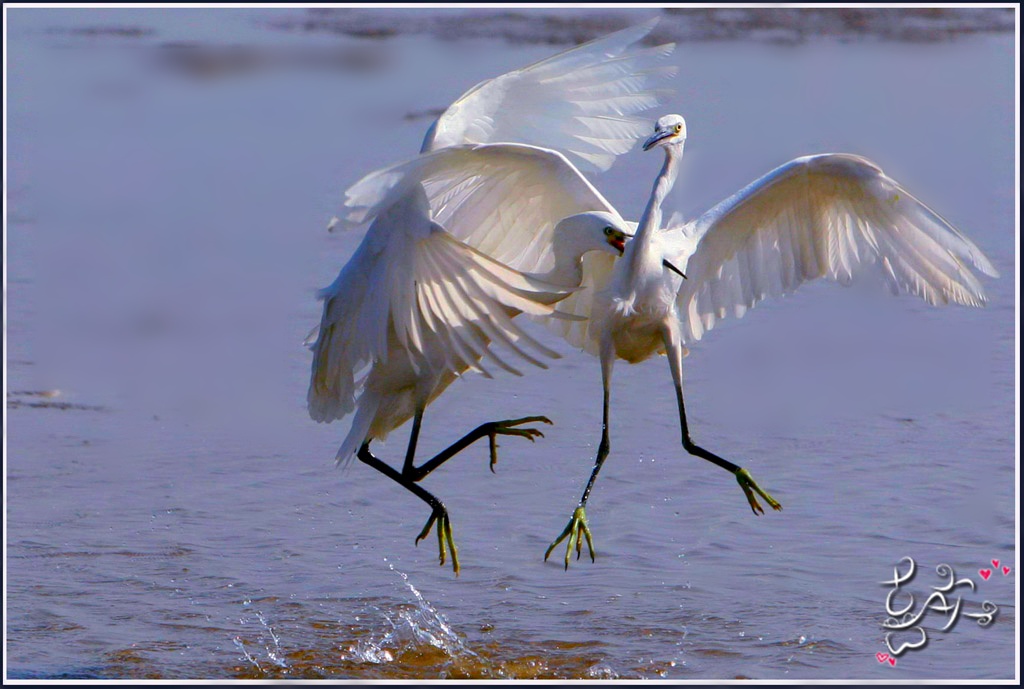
<box><xmin>674</xmin><ymin>123</ymin><xmax>682</xmax><ymax>133</ymax></box>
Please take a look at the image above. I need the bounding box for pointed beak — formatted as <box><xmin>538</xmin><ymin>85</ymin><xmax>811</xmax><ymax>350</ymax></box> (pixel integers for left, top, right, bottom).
<box><xmin>643</xmin><ymin>129</ymin><xmax>674</xmax><ymax>151</ymax></box>
<box><xmin>609</xmin><ymin>237</ymin><xmax>626</xmax><ymax>255</ymax></box>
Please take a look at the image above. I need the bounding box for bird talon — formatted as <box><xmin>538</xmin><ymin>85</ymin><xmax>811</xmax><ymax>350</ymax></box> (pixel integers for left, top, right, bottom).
<box><xmin>484</xmin><ymin>418</ymin><xmax>553</xmax><ymax>472</ymax></box>
<box><xmin>546</xmin><ymin>506</ymin><xmax>595</xmax><ymax>569</ymax></box>
<box><xmin>414</xmin><ymin>508</ymin><xmax>459</xmax><ymax>575</ymax></box>
<box><xmin>735</xmin><ymin>468</ymin><xmax>781</xmax><ymax>515</ymax></box>
<box><xmin>416</xmin><ymin>511</ymin><xmax>439</xmax><ymax>545</ymax></box>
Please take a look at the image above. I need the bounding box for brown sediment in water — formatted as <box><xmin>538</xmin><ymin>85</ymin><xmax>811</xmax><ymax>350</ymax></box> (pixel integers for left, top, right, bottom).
<box><xmin>267</xmin><ymin>7</ymin><xmax>1015</xmax><ymax>46</ymax></box>
<box><xmin>151</xmin><ymin>41</ymin><xmax>390</xmax><ymax>79</ymax></box>
<box><xmin>51</xmin><ymin>26</ymin><xmax>156</xmax><ymax>39</ymax></box>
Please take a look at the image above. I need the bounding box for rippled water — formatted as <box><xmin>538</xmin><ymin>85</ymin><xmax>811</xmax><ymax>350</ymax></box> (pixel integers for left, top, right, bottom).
<box><xmin>5</xmin><ymin>7</ymin><xmax>1017</xmax><ymax>681</ymax></box>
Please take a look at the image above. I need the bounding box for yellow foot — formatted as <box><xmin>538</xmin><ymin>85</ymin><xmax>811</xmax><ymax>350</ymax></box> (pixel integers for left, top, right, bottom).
<box><xmin>415</xmin><ymin>506</ymin><xmax>460</xmax><ymax>576</ymax></box>
<box><xmin>484</xmin><ymin>416</ymin><xmax>553</xmax><ymax>473</ymax></box>
<box><xmin>735</xmin><ymin>467</ymin><xmax>782</xmax><ymax>515</ymax></box>
<box><xmin>544</xmin><ymin>505</ymin><xmax>595</xmax><ymax>570</ymax></box>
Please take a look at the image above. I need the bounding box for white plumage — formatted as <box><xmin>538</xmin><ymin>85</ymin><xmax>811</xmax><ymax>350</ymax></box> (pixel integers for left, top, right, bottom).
<box><xmin>675</xmin><ymin>153</ymin><xmax>998</xmax><ymax>344</ymax></box>
<box><xmin>544</xmin><ymin>115</ymin><xmax>999</xmax><ymax>568</ymax></box>
<box><xmin>308</xmin><ymin>182</ymin><xmax>575</xmax><ymax>446</ymax></box>
<box><xmin>420</xmin><ymin>17</ymin><xmax>675</xmax><ymax>173</ymax></box>
<box><xmin>308</xmin><ymin>21</ymin><xmax>670</xmax><ymax>574</ymax></box>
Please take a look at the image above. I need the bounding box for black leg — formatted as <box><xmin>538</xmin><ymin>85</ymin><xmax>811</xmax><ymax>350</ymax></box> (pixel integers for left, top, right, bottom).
<box><xmin>544</xmin><ymin>350</ymin><xmax>613</xmax><ymax>568</ymax></box>
<box><xmin>673</xmin><ymin>380</ymin><xmax>740</xmax><ymax>474</ymax></box>
<box><xmin>355</xmin><ymin>411</ymin><xmax>552</xmax><ymax>575</ymax></box>
<box><xmin>664</xmin><ymin>332</ymin><xmax>781</xmax><ymax>516</ymax></box>
<box><xmin>405</xmin><ymin>415</ymin><xmax>551</xmax><ymax>482</ymax></box>
<box><xmin>578</xmin><ymin>382</ymin><xmax>612</xmax><ymax>508</ymax></box>
<box><xmin>357</xmin><ymin>441</ymin><xmax>460</xmax><ymax>574</ymax></box>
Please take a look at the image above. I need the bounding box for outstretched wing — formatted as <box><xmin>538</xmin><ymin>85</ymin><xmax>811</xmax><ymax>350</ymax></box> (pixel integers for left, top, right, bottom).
<box><xmin>676</xmin><ymin>154</ymin><xmax>999</xmax><ymax>343</ymax></box>
<box><xmin>341</xmin><ymin>143</ymin><xmax>622</xmax><ymax>275</ymax></box>
<box><xmin>422</xmin><ymin>17</ymin><xmax>676</xmax><ymax>174</ymax></box>
<box><xmin>308</xmin><ymin>183</ymin><xmax>576</xmax><ymax>424</ymax></box>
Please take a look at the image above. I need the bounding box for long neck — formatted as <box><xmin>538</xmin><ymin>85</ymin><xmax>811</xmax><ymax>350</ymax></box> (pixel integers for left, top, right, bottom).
<box><xmin>629</xmin><ymin>145</ymin><xmax>681</xmax><ymax>270</ymax></box>
<box><xmin>541</xmin><ymin>235</ymin><xmax>588</xmax><ymax>288</ymax></box>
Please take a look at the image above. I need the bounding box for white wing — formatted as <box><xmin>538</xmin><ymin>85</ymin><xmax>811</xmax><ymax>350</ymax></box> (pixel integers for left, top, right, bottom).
<box><xmin>341</xmin><ymin>143</ymin><xmax>622</xmax><ymax>275</ymax></box>
<box><xmin>421</xmin><ymin>17</ymin><xmax>676</xmax><ymax>174</ymax></box>
<box><xmin>308</xmin><ymin>183</ymin><xmax>576</xmax><ymax>423</ymax></box>
<box><xmin>676</xmin><ymin>154</ymin><xmax>999</xmax><ymax>343</ymax></box>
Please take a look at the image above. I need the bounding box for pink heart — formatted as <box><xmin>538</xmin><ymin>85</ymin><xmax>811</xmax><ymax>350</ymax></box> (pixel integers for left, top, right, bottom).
<box><xmin>979</xmin><ymin>568</ymin><xmax>992</xmax><ymax>580</ymax></box>
<box><xmin>876</xmin><ymin>652</ymin><xmax>889</xmax><ymax>663</ymax></box>
<box><xmin>1003</xmin><ymin>566</ymin><xmax>1011</xmax><ymax>576</ymax></box>
<box><xmin>992</xmin><ymin>559</ymin><xmax>1000</xmax><ymax>568</ymax></box>
<box><xmin>889</xmin><ymin>657</ymin><xmax>897</xmax><ymax>667</ymax></box>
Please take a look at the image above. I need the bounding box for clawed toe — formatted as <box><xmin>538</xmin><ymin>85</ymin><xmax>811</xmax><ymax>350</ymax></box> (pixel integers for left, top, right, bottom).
<box><xmin>486</xmin><ymin>416</ymin><xmax>555</xmax><ymax>472</ymax></box>
<box><xmin>545</xmin><ymin>506</ymin><xmax>595</xmax><ymax>570</ymax></box>
<box><xmin>735</xmin><ymin>468</ymin><xmax>782</xmax><ymax>515</ymax></box>
<box><xmin>415</xmin><ymin>507</ymin><xmax>460</xmax><ymax>576</ymax></box>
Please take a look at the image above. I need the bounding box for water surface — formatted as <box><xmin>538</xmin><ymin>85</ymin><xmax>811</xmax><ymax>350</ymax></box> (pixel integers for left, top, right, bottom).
<box><xmin>5</xmin><ymin>7</ymin><xmax>1017</xmax><ymax>680</ymax></box>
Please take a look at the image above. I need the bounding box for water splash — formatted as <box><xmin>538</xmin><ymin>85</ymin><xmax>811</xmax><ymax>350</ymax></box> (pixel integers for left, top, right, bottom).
<box><xmin>341</xmin><ymin>561</ymin><xmax>478</xmax><ymax>667</ymax></box>
<box><xmin>234</xmin><ymin>601</ymin><xmax>288</xmax><ymax>671</ymax></box>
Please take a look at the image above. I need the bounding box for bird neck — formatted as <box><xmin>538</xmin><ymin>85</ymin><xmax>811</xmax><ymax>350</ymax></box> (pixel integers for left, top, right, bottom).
<box><xmin>629</xmin><ymin>145</ymin><xmax>681</xmax><ymax>270</ymax></box>
<box><xmin>543</xmin><ymin>233</ymin><xmax>589</xmax><ymax>288</ymax></box>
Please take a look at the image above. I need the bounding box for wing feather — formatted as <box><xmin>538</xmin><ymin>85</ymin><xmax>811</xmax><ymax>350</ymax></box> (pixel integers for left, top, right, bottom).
<box><xmin>308</xmin><ymin>183</ymin><xmax>576</xmax><ymax>423</ymax></box>
<box><xmin>341</xmin><ymin>143</ymin><xmax>619</xmax><ymax>275</ymax></box>
<box><xmin>422</xmin><ymin>17</ymin><xmax>676</xmax><ymax>174</ymax></box>
<box><xmin>676</xmin><ymin>154</ymin><xmax>998</xmax><ymax>343</ymax></box>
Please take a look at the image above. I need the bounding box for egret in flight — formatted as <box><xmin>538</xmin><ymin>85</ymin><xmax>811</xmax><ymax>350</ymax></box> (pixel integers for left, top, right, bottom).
<box><xmin>544</xmin><ymin>114</ymin><xmax>999</xmax><ymax>567</ymax></box>
<box><xmin>310</xmin><ymin>20</ymin><xmax>673</xmax><ymax>574</ymax></box>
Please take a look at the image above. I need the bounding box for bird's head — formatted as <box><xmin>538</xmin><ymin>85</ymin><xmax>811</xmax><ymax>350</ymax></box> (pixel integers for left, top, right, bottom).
<box><xmin>643</xmin><ymin>114</ymin><xmax>687</xmax><ymax>152</ymax></box>
<box><xmin>554</xmin><ymin>211</ymin><xmax>633</xmax><ymax>259</ymax></box>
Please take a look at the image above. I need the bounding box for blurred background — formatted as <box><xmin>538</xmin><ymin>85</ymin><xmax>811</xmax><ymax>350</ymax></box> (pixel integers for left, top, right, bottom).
<box><xmin>5</xmin><ymin>6</ymin><xmax>1016</xmax><ymax>680</ymax></box>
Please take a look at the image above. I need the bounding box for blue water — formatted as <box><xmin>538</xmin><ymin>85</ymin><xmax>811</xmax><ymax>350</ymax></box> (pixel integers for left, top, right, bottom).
<box><xmin>5</xmin><ymin>7</ymin><xmax>1017</xmax><ymax>680</ymax></box>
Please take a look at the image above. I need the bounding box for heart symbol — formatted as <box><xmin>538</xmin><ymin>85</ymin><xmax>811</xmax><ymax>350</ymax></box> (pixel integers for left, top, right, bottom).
<box><xmin>992</xmin><ymin>559</ymin><xmax>1000</xmax><ymax>568</ymax></box>
<box><xmin>1003</xmin><ymin>566</ymin><xmax>1011</xmax><ymax>576</ymax></box>
<box><xmin>889</xmin><ymin>657</ymin><xmax>897</xmax><ymax>667</ymax></box>
<box><xmin>979</xmin><ymin>568</ymin><xmax>992</xmax><ymax>580</ymax></box>
<box><xmin>876</xmin><ymin>652</ymin><xmax>889</xmax><ymax>663</ymax></box>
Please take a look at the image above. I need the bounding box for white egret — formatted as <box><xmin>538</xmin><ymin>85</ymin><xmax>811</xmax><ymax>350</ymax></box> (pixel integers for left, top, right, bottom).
<box><xmin>309</xmin><ymin>176</ymin><xmax>630</xmax><ymax>575</ymax></box>
<box><xmin>544</xmin><ymin>114</ymin><xmax>1000</xmax><ymax>568</ymax></box>
<box><xmin>309</xmin><ymin>20</ymin><xmax>673</xmax><ymax>574</ymax></box>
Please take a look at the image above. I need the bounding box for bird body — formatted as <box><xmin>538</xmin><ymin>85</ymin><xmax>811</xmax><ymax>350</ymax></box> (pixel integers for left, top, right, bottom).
<box><xmin>598</xmin><ymin>132</ymin><xmax>689</xmax><ymax>364</ymax></box>
<box><xmin>598</xmin><ymin>240</ymin><xmax>684</xmax><ymax>365</ymax></box>
<box><xmin>310</xmin><ymin>18</ymin><xmax>676</xmax><ymax>574</ymax></box>
<box><xmin>309</xmin><ymin>179</ymin><xmax>597</xmax><ymax>459</ymax></box>
<box><xmin>544</xmin><ymin>114</ymin><xmax>999</xmax><ymax>567</ymax></box>
<box><xmin>311</xmin><ymin>143</ymin><xmax>635</xmax><ymax>574</ymax></box>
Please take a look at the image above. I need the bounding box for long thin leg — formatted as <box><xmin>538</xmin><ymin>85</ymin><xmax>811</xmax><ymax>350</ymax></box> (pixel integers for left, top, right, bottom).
<box><xmin>579</xmin><ymin>350</ymin><xmax>614</xmax><ymax>507</ymax></box>
<box><xmin>545</xmin><ymin>342</ymin><xmax>614</xmax><ymax>568</ymax></box>
<box><xmin>359</xmin><ymin>409</ymin><xmax>552</xmax><ymax>575</ymax></box>
<box><xmin>406</xmin><ymin>415</ymin><xmax>551</xmax><ymax>482</ymax></box>
<box><xmin>663</xmin><ymin>327</ymin><xmax>782</xmax><ymax>515</ymax></box>
<box><xmin>357</xmin><ymin>440</ymin><xmax>460</xmax><ymax>575</ymax></box>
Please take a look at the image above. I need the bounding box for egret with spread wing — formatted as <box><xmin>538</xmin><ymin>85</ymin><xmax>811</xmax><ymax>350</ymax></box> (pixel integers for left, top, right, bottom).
<box><xmin>545</xmin><ymin>114</ymin><xmax>999</xmax><ymax>567</ymax></box>
<box><xmin>310</xmin><ymin>145</ymin><xmax>634</xmax><ymax>574</ymax></box>
<box><xmin>310</xmin><ymin>20</ymin><xmax>673</xmax><ymax>574</ymax></box>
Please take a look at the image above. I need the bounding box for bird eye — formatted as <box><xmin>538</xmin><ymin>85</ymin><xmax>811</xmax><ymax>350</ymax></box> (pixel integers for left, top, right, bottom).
<box><xmin>674</xmin><ymin>124</ymin><xmax>682</xmax><ymax>133</ymax></box>
<box><xmin>603</xmin><ymin>227</ymin><xmax>614</xmax><ymax>236</ymax></box>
